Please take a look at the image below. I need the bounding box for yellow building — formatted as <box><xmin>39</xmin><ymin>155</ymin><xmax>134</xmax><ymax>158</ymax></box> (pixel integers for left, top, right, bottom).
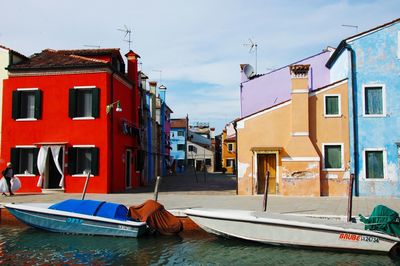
<box><xmin>237</xmin><ymin>65</ymin><xmax>350</xmax><ymax>196</ymax></box>
<box><xmin>221</xmin><ymin>124</ymin><xmax>236</xmax><ymax>174</ymax></box>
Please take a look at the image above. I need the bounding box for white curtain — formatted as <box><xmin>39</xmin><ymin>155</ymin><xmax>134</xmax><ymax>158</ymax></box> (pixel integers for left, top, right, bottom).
<box><xmin>36</xmin><ymin>146</ymin><xmax>49</xmax><ymax>187</ymax></box>
<box><xmin>50</xmin><ymin>146</ymin><xmax>64</xmax><ymax>188</ymax></box>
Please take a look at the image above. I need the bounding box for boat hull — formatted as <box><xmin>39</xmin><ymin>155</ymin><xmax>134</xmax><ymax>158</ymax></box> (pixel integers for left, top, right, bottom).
<box><xmin>186</xmin><ymin>209</ymin><xmax>400</xmax><ymax>254</ymax></box>
<box><xmin>6</xmin><ymin>204</ymin><xmax>147</xmax><ymax>238</ymax></box>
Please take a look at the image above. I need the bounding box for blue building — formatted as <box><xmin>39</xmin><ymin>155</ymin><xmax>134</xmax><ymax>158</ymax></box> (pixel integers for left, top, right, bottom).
<box><xmin>327</xmin><ymin>18</ymin><xmax>400</xmax><ymax>196</ymax></box>
<box><xmin>170</xmin><ymin>117</ymin><xmax>189</xmax><ymax>173</ymax></box>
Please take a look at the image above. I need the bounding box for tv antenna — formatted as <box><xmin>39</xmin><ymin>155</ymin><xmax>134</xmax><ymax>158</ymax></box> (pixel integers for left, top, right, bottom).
<box><xmin>342</xmin><ymin>24</ymin><xmax>358</xmax><ymax>33</ymax></box>
<box><xmin>118</xmin><ymin>25</ymin><xmax>132</xmax><ymax>50</ymax></box>
<box><xmin>243</xmin><ymin>38</ymin><xmax>258</xmax><ymax>74</ymax></box>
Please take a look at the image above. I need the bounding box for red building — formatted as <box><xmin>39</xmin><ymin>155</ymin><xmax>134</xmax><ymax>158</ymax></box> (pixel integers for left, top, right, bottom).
<box><xmin>1</xmin><ymin>48</ymin><xmax>141</xmax><ymax>193</ymax></box>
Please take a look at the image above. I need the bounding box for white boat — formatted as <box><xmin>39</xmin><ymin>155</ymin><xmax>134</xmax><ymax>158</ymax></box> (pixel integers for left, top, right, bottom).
<box><xmin>5</xmin><ymin>199</ymin><xmax>148</xmax><ymax>238</ymax></box>
<box><xmin>185</xmin><ymin>208</ymin><xmax>400</xmax><ymax>254</ymax></box>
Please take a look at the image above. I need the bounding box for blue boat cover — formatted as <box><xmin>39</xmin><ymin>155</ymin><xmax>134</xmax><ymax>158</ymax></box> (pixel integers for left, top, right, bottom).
<box><xmin>49</xmin><ymin>199</ymin><xmax>129</xmax><ymax>220</ymax></box>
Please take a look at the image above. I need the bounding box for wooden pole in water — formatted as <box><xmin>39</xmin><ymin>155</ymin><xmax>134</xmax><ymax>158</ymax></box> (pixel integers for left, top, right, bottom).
<box><xmin>263</xmin><ymin>171</ymin><xmax>270</xmax><ymax>212</ymax></box>
<box><xmin>154</xmin><ymin>176</ymin><xmax>162</xmax><ymax>202</ymax></box>
<box><xmin>81</xmin><ymin>171</ymin><xmax>91</xmax><ymax>200</ymax></box>
<box><xmin>347</xmin><ymin>173</ymin><xmax>355</xmax><ymax>222</ymax></box>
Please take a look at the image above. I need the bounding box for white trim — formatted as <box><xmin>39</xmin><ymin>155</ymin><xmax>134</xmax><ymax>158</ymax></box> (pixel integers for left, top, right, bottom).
<box><xmin>15</xmin><ymin>145</ymin><xmax>37</xmax><ymax>148</ymax></box>
<box><xmin>16</xmin><ymin>88</ymin><xmax>39</xmax><ymax>91</ymax></box>
<box><xmin>398</xmin><ymin>31</ymin><xmax>400</xmax><ymax>59</ymax></box>
<box><xmin>72</xmin><ymin>174</ymin><xmax>95</xmax><ymax>177</ymax></box>
<box><xmin>15</xmin><ymin>174</ymin><xmax>36</xmax><ymax>177</ymax></box>
<box><xmin>322</xmin><ymin>143</ymin><xmax>344</xmax><ymax>171</ymax></box>
<box><xmin>72</xmin><ymin>145</ymin><xmax>95</xmax><ymax>148</ymax></box>
<box><xmin>324</xmin><ymin>94</ymin><xmax>342</xmax><ymax>117</ymax></box>
<box><xmin>73</xmin><ymin>86</ymin><xmax>96</xmax><ymax>89</ymax></box>
<box><xmin>16</xmin><ymin>118</ymin><xmax>38</xmax><ymax>121</ymax></box>
<box><xmin>362</xmin><ymin>84</ymin><xmax>386</xmax><ymax>117</ymax></box>
<box><xmin>291</xmin><ymin>132</ymin><xmax>309</xmax><ymax>136</ymax></box>
<box><xmin>363</xmin><ymin>148</ymin><xmax>387</xmax><ymax>181</ymax></box>
<box><xmin>72</xmin><ymin>117</ymin><xmax>95</xmax><ymax>120</ymax></box>
<box><xmin>309</xmin><ymin>79</ymin><xmax>348</xmax><ymax>96</ymax></box>
<box><xmin>291</xmin><ymin>89</ymin><xmax>309</xmax><ymax>94</ymax></box>
<box><xmin>241</xmin><ymin>101</ymin><xmax>291</xmax><ymax>123</ymax></box>
<box><xmin>281</xmin><ymin>157</ymin><xmax>320</xmax><ymax>162</ymax></box>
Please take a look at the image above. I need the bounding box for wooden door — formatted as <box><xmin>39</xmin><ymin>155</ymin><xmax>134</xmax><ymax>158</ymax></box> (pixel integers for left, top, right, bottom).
<box><xmin>257</xmin><ymin>154</ymin><xmax>277</xmax><ymax>194</ymax></box>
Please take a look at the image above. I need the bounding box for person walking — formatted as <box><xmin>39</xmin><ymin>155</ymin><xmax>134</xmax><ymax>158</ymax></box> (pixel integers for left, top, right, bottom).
<box><xmin>2</xmin><ymin>162</ymin><xmax>14</xmax><ymax>196</ymax></box>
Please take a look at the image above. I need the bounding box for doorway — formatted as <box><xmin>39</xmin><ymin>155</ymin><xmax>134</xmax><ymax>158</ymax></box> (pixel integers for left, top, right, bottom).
<box><xmin>257</xmin><ymin>154</ymin><xmax>277</xmax><ymax>194</ymax></box>
<box><xmin>44</xmin><ymin>147</ymin><xmax>64</xmax><ymax>189</ymax></box>
<box><xmin>125</xmin><ymin>149</ymin><xmax>132</xmax><ymax>188</ymax></box>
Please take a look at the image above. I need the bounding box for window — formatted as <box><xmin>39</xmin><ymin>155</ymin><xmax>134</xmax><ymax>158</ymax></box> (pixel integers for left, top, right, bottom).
<box><xmin>205</xmin><ymin>159</ymin><xmax>212</xmax><ymax>166</ymax></box>
<box><xmin>323</xmin><ymin>144</ymin><xmax>343</xmax><ymax>170</ymax></box>
<box><xmin>69</xmin><ymin>88</ymin><xmax>99</xmax><ymax>119</ymax></box>
<box><xmin>177</xmin><ymin>144</ymin><xmax>185</xmax><ymax>151</ymax></box>
<box><xmin>363</xmin><ymin>85</ymin><xmax>385</xmax><ymax>116</ymax></box>
<box><xmin>12</xmin><ymin>89</ymin><xmax>42</xmax><ymax>120</ymax></box>
<box><xmin>68</xmin><ymin>147</ymin><xmax>99</xmax><ymax>175</ymax></box>
<box><xmin>365</xmin><ymin>150</ymin><xmax>384</xmax><ymax>179</ymax></box>
<box><xmin>324</xmin><ymin>94</ymin><xmax>341</xmax><ymax>117</ymax></box>
<box><xmin>10</xmin><ymin>147</ymin><xmax>39</xmax><ymax>175</ymax></box>
<box><xmin>188</xmin><ymin>145</ymin><xmax>194</xmax><ymax>152</ymax></box>
<box><xmin>177</xmin><ymin>131</ymin><xmax>184</xmax><ymax>137</ymax></box>
<box><xmin>226</xmin><ymin>159</ymin><xmax>234</xmax><ymax>167</ymax></box>
<box><xmin>228</xmin><ymin>143</ymin><xmax>234</xmax><ymax>152</ymax></box>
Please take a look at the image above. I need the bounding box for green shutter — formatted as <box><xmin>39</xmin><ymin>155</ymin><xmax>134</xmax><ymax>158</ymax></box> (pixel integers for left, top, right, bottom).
<box><xmin>33</xmin><ymin>148</ymin><xmax>40</xmax><ymax>175</ymax></box>
<box><xmin>68</xmin><ymin>147</ymin><xmax>77</xmax><ymax>175</ymax></box>
<box><xmin>10</xmin><ymin>148</ymin><xmax>20</xmax><ymax>174</ymax></box>
<box><xmin>12</xmin><ymin>91</ymin><xmax>21</xmax><ymax>119</ymax></box>
<box><xmin>34</xmin><ymin>90</ymin><xmax>42</xmax><ymax>119</ymax></box>
<box><xmin>91</xmin><ymin>147</ymin><xmax>99</xmax><ymax>175</ymax></box>
<box><xmin>92</xmin><ymin>88</ymin><xmax>100</xmax><ymax>118</ymax></box>
<box><xmin>69</xmin><ymin>89</ymin><xmax>77</xmax><ymax>118</ymax></box>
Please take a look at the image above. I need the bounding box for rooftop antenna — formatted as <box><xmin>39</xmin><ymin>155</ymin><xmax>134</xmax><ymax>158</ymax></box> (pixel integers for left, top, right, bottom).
<box><xmin>118</xmin><ymin>25</ymin><xmax>132</xmax><ymax>50</ymax></box>
<box><xmin>152</xmin><ymin>69</ymin><xmax>162</xmax><ymax>84</ymax></box>
<box><xmin>342</xmin><ymin>24</ymin><xmax>359</xmax><ymax>33</ymax></box>
<box><xmin>83</xmin><ymin>45</ymin><xmax>101</xmax><ymax>48</ymax></box>
<box><xmin>243</xmin><ymin>38</ymin><xmax>258</xmax><ymax>74</ymax></box>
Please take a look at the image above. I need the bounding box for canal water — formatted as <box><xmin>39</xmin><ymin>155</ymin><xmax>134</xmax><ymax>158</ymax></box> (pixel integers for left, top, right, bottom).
<box><xmin>0</xmin><ymin>225</ymin><xmax>399</xmax><ymax>265</ymax></box>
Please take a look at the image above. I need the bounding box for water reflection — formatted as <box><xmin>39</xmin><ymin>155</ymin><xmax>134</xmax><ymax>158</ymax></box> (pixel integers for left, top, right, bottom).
<box><xmin>0</xmin><ymin>225</ymin><xmax>399</xmax><ymax>265</ymax></box>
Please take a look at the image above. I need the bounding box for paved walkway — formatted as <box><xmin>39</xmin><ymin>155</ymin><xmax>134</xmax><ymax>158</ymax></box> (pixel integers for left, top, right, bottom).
<box><xmin>1</xmin><ymin>170</ymin><xmax>400</xmax><ymax>216</ymax></box>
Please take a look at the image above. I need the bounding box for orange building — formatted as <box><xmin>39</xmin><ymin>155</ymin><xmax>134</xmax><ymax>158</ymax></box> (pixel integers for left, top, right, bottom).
<box><xmin>221</xmin><ymin>123</ymin><xmax>236</xmax><ymax>174</ymax></box>
<box><xmin>237</xmin><ymin>65</ymin><xmax>350</xmax><ymax>196</ymax></box>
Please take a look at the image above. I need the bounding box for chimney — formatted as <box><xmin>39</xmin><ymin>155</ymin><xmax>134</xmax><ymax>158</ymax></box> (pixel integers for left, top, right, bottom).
<box><xmin>125</xmin><ymin>50</ymin><xmax>141</xmax><ymax>125</ymax></box>
<box><xmin>159</xmin><ymin>85</ymin><xmax>167</xmax><ymax>102</ymax></box>
<box><xmin>149</xmin><ymin>81</ymin><xmax>157</xmax><ymax>95</ymax></box>
<box><xmin>285</xmin><ymin>64</ymin><xmax>318</xmax><ymax>158</ymax></box>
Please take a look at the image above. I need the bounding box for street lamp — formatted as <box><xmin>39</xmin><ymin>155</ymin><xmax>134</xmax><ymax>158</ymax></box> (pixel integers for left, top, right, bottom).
<box><xmin>106</xmin><ymin>100</ymin><xmax>122</xmax><ymax>114</ymax></box>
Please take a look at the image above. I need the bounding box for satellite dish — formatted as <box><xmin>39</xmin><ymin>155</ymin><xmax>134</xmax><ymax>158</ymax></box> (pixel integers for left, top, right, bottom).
<box><xmin>243</xmin><ymin>64</ymin><xmax>255</xmax><ymax>78</ymax></box>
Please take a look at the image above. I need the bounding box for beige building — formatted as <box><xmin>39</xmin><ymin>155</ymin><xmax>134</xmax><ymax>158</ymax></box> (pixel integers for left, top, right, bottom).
<box><xmin>237</xmin><ymin>65</ymin><xmax>350</xmax><ymax>196</ymax></box>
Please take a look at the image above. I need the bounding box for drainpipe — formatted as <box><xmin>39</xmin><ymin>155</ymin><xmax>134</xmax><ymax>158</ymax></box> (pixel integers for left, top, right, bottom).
<box><xmin>346</xmin><ymin>44</ymin><xmax>359</xmax><ymax>196</ymax></box>
<box><xmin>233</xmin><ymin>121</ymin><xmax>238</xmax><ymax>195</ymax></box>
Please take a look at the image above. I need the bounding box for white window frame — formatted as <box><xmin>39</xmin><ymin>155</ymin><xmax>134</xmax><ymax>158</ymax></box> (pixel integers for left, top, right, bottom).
<box><xmin>73</xmin><ymin>87</ymin><xmax>96</xmax><ymax>119</ymax></box>
<box><xmin>362</xmin><ymin>84</ymin><xmax>386</xmax><ymax>117</ymax></box>
<box><xmin>16</xmin><ymin>88</ymin><xmax>40</xmax><ymax>121</ymax></box>
<box><xmin>324</xmin><ymin>94</ymin><xmax>341</xmax><ymax>117</ymax></box>
<box><xmin>322</xmin><ymin>143</ymin><xmax>344</xmax><ymax>171</ymax></box>
<box><xmin>363</xmin><ymin>148</ymin><xmax>387</xmax><ymax>181</ymax></box>
<box><xmin>228</xmin><ymin>143</ymin><xmax>234</xmax><ymax>152</ymax></box>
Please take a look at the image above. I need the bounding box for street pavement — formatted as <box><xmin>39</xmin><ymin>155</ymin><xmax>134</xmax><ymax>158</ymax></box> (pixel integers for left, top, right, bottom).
<box><xmin>1</xmin><ymin>168</ymin><xmax>400</xmax><ymax>217</ymax></box>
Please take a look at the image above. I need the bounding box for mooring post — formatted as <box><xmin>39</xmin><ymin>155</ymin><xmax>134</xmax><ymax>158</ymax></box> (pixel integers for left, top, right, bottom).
<box><xmin>347</xmin><ymin>173</ymin><xmax>355</xmax><ymax>222</ymax></box>
<box><xmin>81</xmin><ymin>171</ymin><xmax>91</xmax><ymax>200</ymax></box>
<box><xmin>154</xmin><ymin>176</ymin><xmax>162</xmax><ymax>202</ymax></box>
<box><xmin>263</xmin><ymin>171</ymin><xmax>270</xmax><ymax>212</ymax></box>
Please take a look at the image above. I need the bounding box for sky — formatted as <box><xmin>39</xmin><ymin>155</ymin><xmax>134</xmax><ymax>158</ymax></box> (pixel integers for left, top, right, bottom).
<box><xmin>0</xmin><ymin>0</ymin><xmax>398</xmax><ymax>133</ymax></box>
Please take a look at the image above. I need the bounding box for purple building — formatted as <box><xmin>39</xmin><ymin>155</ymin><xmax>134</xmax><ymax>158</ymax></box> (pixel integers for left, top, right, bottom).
<box><xmin>240</xmin><ymin>49</ymin><xmax>333</xmax><ymax>117</ymax></box>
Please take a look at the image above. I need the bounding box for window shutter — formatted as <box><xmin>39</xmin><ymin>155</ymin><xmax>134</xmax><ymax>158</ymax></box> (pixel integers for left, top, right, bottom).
<box><xmin>68</xmin><ymin>147</ymin><xmax>77</xmax><ymax>175</ymax></box>
<box><xmin>91</xmin><ymin>88</ymin><xmax>100</xmax><ymax>118</ymax></box>
<box><xmin>69</xmin><ymin>89</ymin><xmax>77</xmax><ymax>118</ymax></box>
<box><xmin>34</xmin><ymin>90</ymin><xmax>42</xmax><ymax>119</ymax></box>
<box><xmin>12</xmin><ymin>91</ymin><xmax>21</xmax><ymax>119</ymax></box>
<box><xmin>33</xmin><ymin>148</ymin><xmax>40</xmax><ymax>175</ymax></box>
<box><xmin>91</xmin><ymin>147</ymin><xmax>99</xmax><ymax>175</ymax></box>
<box><xmin>10</xmin><ymin>148</ymin><xmax>20</xmax><ymax>174</ymax></box>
